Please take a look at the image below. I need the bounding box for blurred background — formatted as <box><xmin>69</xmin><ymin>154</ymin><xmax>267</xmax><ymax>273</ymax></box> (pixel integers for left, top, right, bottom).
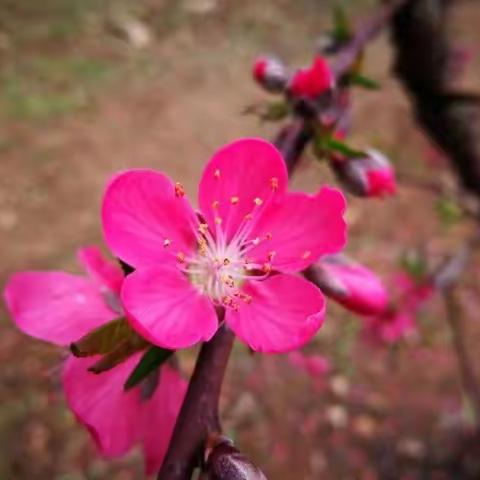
<box><xmin>1</xmin><ymin>0</ymin><xmax>480</xmax><ymax>478</ymax></box>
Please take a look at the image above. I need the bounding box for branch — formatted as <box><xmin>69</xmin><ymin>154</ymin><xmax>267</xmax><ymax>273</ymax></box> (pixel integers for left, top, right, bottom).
<box><xmin>391</xmin><ymin>0</ymin><xmax>480</xmax><ymax>197</ymax></box>
<box><xmin>332</xmin><ymin>0</ymin><xmax>409</xmax><ymax>78</ymax></box>
<box><xmin>158</xmin><ymin>322</ymin><xmax>235</xmax><ymax>479</ymax></box>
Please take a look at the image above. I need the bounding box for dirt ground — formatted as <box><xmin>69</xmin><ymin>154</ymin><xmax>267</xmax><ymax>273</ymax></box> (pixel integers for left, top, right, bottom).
<box><xmin>1</xmin><ymin>0</ymin><xmax>480</xmax><ymax>479</ymax></box>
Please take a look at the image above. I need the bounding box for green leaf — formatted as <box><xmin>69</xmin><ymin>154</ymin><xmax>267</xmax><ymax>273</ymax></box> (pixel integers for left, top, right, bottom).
<box><xmin>349</xmin><ymin>72</ymin><xmax>380</xmax><ymax>90</ymax></box>
<box><xmin>261</xmin><ymin>101</ymin><xmax>290</xmax><ymax>122</ymax></box>
<box><xmin>124</xmin><ymin>346</ymin><xmax>174</xmax><ymax>390</ymax></box>
<box><xmin>400</xmin><ymin>249</ymin><xmax>428</xmax><ymax>281</ymax></box>
<box><xmin>332</xmin><ymin>4</ymin><xmax>351</xmax><ymax>42</ymax></box>
<box><xmin>325</xmin><ymin>137</ymin><xmax>366</xmax><ymax>158</ymax></box>
<box><xmin>88</xmin><ymin>338</ymin><xmax>149</xmax><ymax>374</ymax></box>
<box><xmin>70</xmin><ymin>317</ymin><xmax>135</xmax><ymax>357</ymax></box>
<box><xmin>435</xmin><ymin>197</ymin><xmax>463</xmax><ymax>227</ymax></box>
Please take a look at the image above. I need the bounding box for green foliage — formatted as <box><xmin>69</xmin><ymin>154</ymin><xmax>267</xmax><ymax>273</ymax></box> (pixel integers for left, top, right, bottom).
<box><xmin>70</xmin><ymin>317</ymin><xmax>139</xmax><ymax>357</ymax></box>
<box><xmin>0</xmin><ymin>56</ymin><xmax>114</xmax><ymax>121</ymax></box>
<box><xmin>400</xmin><ymin>249</ymin><xmax>428</xmax><ymax>282</ymax></box>
<box><xmin>124</xmin><ymin>346</ymin><xmax>174</xmax><ymax>391</ymax></box>
<box><xmin>332</xmin><ymin>4</ymin><xmax>352</xmax><ymax>42</ymax></box>
<box><xmin>348</xmin><ymin>72</ymin><xmax>381</xmax><ymax>90</ymax></box>
<box><xmin>435</xmin><ymin>197</ymin><xmax>463</xmax><ymax>228</ymax></box>
<box><xmin>325</xmin><ymin>136</ymin><xmax>366</xmax><ymax>158</ymax></box>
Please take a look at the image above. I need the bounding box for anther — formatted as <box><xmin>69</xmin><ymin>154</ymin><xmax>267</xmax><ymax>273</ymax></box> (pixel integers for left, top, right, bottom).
<box><xmin>262</xmin><ymin>262</ymin><xmax>272</xmax><ymax>274</ymax></box>
<box><xmin>230</xmin><ymin>196</ymin><xmax>239</xmax><ymax>205</ymax></box>
<box><xmin>270</xmin><ymin>177</ymin><xmax>279</xmax><ymax>191</ymax></box>
<box><xmin>175</xmin><ymin>182</ymin><xmax>185</xmax><ymax>197</ymax></box>
<box><xmin>212</xmin><ymin>200</ymin><xmax>219</xmax><ymax>210</ymax></box>
<box><xmin>198</xmin><ymin>223</ymin><xmax>209</xmax><ymax>235</ymax></box>
<box><xmin>254</xmin><ymin>197</ymin><xmax>263</xmax><ymax>206</ymax></box>
<box><xmin>176</xmin><ymin>252</ymin><xmax>186</xmax><ymax>263</ymax></box>
<box><xmin>215</xmin><ymin>217</ymin><xmax>223</xmax><ymax>225</ymax></box>
<box><xmin>302</xmin><ymin>250</ymin><xmax>311</xmax><ymax>259</ymax></box>
<box><xmin>214</xmin><ymin>169</ymin><xmax>221</xmax><ymax>179</ymax></box>
<box><xmin>244</xmin><ymin>213</ymin><xmax>253</xmax><ymax>221</ymax></box>
<box><xmin>163</xmin><ymin>239</ymin><xmax>171</xmax><ymax>247</ymax></box>
<box><xmin>252</xmin><ymin>237</ymin><xmax>260</xmax><ymax>246</ymax></box>
<box><xmin>223</xmin><ymin>258</ymin><xmax>230</xmax><ymax>266</ymax></box>
<box><xmin>265</xmin><ymin>232</ymin><xmax>273</xmax><ymax>240</ymax></box>
<box><xmin>267</xmin><ymin>251</ymin><xmax>276</xmax><ymax>261</ymax></box>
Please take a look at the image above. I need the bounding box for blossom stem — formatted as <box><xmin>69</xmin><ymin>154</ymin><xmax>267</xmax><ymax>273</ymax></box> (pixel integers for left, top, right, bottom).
<box><xmin>158</xmin><ymin>319</ymin><xmax>235</xmax><ymax>480</ymax></box>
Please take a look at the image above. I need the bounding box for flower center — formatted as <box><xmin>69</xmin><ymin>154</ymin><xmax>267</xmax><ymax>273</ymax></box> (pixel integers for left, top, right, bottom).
<box><xmin>170</xmin><ymin>175</ymin><xmax>281</xmax><ymax>310</ymax></box>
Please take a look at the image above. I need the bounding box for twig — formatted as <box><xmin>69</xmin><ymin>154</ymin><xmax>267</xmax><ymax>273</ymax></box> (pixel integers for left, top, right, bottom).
<box><xmin>430</xmin><ymin>230</ymin><xmax>480</xmax><ymax>424</ymax></box>
<box><xmin>443</xmin><ymin>289</ymin><xmax>480</xmax><ymax>423</ymax></box>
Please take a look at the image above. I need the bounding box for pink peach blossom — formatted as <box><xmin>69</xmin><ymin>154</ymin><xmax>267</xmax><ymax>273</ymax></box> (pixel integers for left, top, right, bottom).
<box><xmin>310</xmin><ymin>254</ymin><xmax>389</xmax><ymax>316</ymax></box>
<box><xmin>3</xmin><ymin>246</ymin><xmax>186</xmax><ymax>473</ymax></box>
<box><xmin>288</xmin><ymin>56</ymin><xmax>334</xmax><ymax>99</ymax></box>
<box><xmin>288</xmin><ymin>351</ymin><xmax>331</xmax><ymax>378</ymax></box>
<box><xmin>63</xmin><ymin>353</ymin><xmax>186</xmax><ymax>474</ymax></box>
<box><xmin>3</xmin><ymin>246</ymin><xmax>121</xmax><ymax>346</ymax></box>
<box><xmin>102</xmin><ymin>138</ymin><xmax>347</xmax><ymax>352</ymax></box>
<box><xmin>363</xmin><ymin>273</ymin><xmax>434</xmax><ymax>344</ymax></box>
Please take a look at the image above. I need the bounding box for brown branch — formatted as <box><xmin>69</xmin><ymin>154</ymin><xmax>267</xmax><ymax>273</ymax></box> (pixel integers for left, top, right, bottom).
<box><xmin>332</xmin><ymin>0</ymin><xmax>408</xmax><ymax>78</ymax></box>
<box><xmin>158</xmin><ymin>322</ymin><xmax>235</xmax><ymax>479</ymax></box>
<box><xmin>158</xmin><ymin>3</ymin><xmax>411</xmax><ymax>479</ymax></box>
<box><xmin>443</xmin><ymin>289</ymin><xmax>480</xmax><ymax>423</ymax></box>
<box><xmin>391</xmin><ymin>0</ymin><xmax>480</xmax><ymax>197</ymax></box>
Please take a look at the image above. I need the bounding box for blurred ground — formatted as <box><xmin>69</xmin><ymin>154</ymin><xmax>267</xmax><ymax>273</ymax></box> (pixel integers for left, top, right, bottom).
<box><xmin>1</xmin><ymin>0</ymin><xmax>480</xmax><ymax>478</ymax></box>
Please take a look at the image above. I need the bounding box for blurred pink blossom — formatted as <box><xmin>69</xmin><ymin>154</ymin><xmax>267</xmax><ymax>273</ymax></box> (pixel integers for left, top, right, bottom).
<box><xmin>3</xmin><ymin>246</ymin><xmax>186</xmax><ymax>473</ymax></box>
<box><xmin>363</xmin><ymin>273</ymin><xmax>434</xmax><ymax>344</ymax></box>
<box><xmin>288</xmin><ymin>56</ymin><xmax>334</xmax><ymax>99</ymax></box>
<box><xmin>312</xmin><ymin>254</ymin><xmax>389</xmax><ymax>316</ymax></box>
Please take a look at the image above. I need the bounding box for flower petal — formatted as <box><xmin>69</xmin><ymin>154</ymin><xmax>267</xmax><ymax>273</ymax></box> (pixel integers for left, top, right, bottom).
<box><xmin>62</xmin><ymin>354</ymin><xmax>141</xmax><ymax>458</ymax></box>
<box><xmin>121</xmin><ymin>265</ymin><xmax>218</xmax><ymax>349</ymax></box>
<box><xmin>226</xmin><ymin>274</ymin><xmax>326</xmax><ymax>353</ymax></box>
<box><xmin>3</xmin><ymin>272</ymin><xmax>116</xmax><ymax>346</ymax></box>
<box><xmin>102</xmin><ymin>170</ymin><xmax>198</xmax><ymax>269</ymax></box>
<box><xmin>247</xmin><ymin>188</ymin><xmax>347</xmax><ymax>272</ymax></box>
<box><xmin>198</xmin><ymin>138</ymin><xmax>288</xmax><ymax>242</ymax></box>
<box><xmin>77</xmin><ymin>246</ymin><xmax>124</xmax><ymax>295</ymax></box>
<box><xmin>141</xmin><ymin>365</ymin><xmax>187</xmax><ymax>474</ymax></box>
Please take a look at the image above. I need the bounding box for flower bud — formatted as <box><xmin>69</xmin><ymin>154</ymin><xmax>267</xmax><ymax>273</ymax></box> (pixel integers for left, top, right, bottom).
<box><xmin>306</xmin><ymin>254</ymin><xmax>389</xmax><ymax>316</ymax></box>
<box><xmin>203</xmin><ymin>434</ymin><xmax>268</xmax><ymax>480</ymax></box>
<box><xmin>288</xmin><ymin>55</ymin><xmax>334</xmax><ymax>100</ymax></box>
<box><xmin>331</xmin><ymin>148</ymin><xmax>396</xmax><ymax>198</ymax></box>
<box><xmin>252</xmin><ymin>56</ymin><xmax>288</xmax><ymax>93</ymax></box>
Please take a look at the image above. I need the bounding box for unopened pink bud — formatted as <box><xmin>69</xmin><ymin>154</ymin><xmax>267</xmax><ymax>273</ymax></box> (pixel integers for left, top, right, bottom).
<box><xmin>331</xmin><ymin>149</ymin><xmax>396</xmax><ymax>198</ymax></box>
<box><xmin>307</xmin><ymin>255</ymin><xmax>389</xmax><ymax>316</ymax></box>
<box><xmin>288</xmin><ymin>56</ymin><xmax>334</xmax><ymax>100</ymax></box>
<box><xmin>252</xmin><ymin>56</ymin><xmax>288</xmax><ymax>93</ymax></box>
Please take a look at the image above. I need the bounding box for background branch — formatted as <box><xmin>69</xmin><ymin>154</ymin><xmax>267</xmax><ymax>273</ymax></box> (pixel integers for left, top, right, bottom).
<box><xmin>392</xmin><ymin>0</ymin><xmax>480</xmax><ymax>198</ymax></box>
